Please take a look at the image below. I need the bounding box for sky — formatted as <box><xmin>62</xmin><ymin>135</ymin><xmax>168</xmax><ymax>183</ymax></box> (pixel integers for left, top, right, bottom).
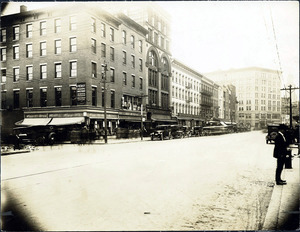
<box><xmin>1</xmin><ymin>1</ymin><xmax>299</xmax><ymax>88</ymax></box>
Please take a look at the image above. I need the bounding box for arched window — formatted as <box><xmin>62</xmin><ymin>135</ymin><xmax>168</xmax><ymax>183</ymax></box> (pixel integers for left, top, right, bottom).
<box><xmin>149</xmin><ymin>50</ymin><xmax>158</xmax><ymax>67</ymax></box>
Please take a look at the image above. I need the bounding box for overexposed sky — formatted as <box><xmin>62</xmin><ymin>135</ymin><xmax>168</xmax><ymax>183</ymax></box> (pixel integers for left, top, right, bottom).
<box><xmin>2</xmin><ymin>1</ymin><xmax>299</xmax><ymax>87</ymax></box>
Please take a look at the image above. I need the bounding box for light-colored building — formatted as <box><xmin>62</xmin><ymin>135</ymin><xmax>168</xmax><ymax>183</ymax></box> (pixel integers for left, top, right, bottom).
<box><xmin>206</xmin><ymin>67</ymin><xmax>282</xmax><ymax>129</ymax></box>
<box><xmin>171</xmin><ymin>59</ymin><xmax>204</xmax><ymax>127</ymax></box>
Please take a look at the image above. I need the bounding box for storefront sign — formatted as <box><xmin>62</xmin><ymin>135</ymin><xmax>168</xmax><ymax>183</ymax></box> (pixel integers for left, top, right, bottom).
<box><xmin>77</xmin><ymin>83</ymin><xmax>86</xmax><ymax>105</ymax></box>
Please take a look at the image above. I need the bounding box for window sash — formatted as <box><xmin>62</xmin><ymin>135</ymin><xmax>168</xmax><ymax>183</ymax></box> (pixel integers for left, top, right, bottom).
<box><xmin>13</xmin><ymin>68</ymin><xmax>20</xmax><ymax>82</ymax></box>
<box><xmin>70</xmin><ymin>62</ymin><xmax>77</xmax><ymax>77</ymax></box>
<box><xmin>26</xmin><ymin>66</ymin><xmax>33</xmax><ymax>80</ymax></box>
<box><xmin>55</xmin><ymin>63</ymin><xmax>62</xmax><ymax>78</ymax></box>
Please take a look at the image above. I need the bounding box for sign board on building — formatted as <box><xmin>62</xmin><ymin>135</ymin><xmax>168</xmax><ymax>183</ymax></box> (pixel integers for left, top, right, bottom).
<box><xmin>77</xmin><ymin>83</ymin><xmax>86</xmax><ymax>105</ymax></box>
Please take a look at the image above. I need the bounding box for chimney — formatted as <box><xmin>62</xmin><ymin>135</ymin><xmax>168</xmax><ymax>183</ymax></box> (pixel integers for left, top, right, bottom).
<box><xmin>20</xmin><ymin>5</ymin><xmax>27</xmax><ymax>13</ymax></box>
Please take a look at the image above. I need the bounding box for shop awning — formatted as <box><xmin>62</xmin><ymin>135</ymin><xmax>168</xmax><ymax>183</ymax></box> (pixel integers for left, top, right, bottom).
<box><xmin>15</xmin><ymin>118</ymin><xmax>52</xmax><ymax>126</ymax></box>
<box><xmin>48</xmin><ymin>117</ymin><xmax>85</xmax><ymax>126</ymax></box>
<box><xmin>152</xmin><ymin>114</ymin><xmax>177</xmax><ymax>123</ymax></box>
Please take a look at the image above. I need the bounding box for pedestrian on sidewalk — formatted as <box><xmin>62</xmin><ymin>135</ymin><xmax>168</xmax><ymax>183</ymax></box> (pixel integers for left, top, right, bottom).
<box><xmin>273</xmin><ymin>124</ymin><xmax>288</xmax><ymax>185</ymax></box>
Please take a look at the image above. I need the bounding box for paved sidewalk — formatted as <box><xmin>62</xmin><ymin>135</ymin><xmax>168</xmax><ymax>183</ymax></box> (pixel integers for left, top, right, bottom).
<box><xmin>263</xmin><ymin>147</ymin><xmax>300</xmax><ymax>230</ymax></box>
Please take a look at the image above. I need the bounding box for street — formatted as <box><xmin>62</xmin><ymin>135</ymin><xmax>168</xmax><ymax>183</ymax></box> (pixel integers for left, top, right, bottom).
<box><xmin>1</xmin><ymin>131</ymin><xmax>278</xmax><ymax>230</ymax></box>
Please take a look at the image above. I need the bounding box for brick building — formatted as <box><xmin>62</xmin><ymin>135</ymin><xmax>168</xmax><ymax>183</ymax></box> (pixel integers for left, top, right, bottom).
<box><xmin>0</xmin><ymin>4</ymin><xmax>151</xmax><ymax>137</ymax></box>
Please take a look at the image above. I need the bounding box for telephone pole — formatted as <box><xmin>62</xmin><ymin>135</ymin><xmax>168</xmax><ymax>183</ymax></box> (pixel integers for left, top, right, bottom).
<box><xmin>102</xmin><ymin>62</ymin><xmax>108</xmax><ymax>144</ymax></box>
<box><xmin>281</xmin><ymin>85</ymin><xmax>299</xmax><ymax>128</ymax></box>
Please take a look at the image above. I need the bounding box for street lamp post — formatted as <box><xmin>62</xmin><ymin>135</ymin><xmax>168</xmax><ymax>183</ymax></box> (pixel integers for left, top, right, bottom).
<box><xmin>102</xmin><ymin>62</ymin><xmax>108</xmax><ymax>144</ymax></box>
<box><xmin>140</xmin><ymin>94</ymin><xmax>148</xmax><ymax>140</ymax></box>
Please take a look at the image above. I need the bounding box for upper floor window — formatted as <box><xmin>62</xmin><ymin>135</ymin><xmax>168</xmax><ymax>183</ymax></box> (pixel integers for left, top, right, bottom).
<box><xmin>139</xmin><ymin>59</ymin><xmax>143</xmax><ymax>72</ymax></box>
<box><xmin>70</xmin><ymin>86</ymin><xmax>77</xmax><ymax>106</ymax></box>
<box><xmin>40</xmin><ymin>21</ymin><xmax>46</xmax><ymax>36</ymax></box>
<box><xmin>92</xmin><ymin>87</ymin><xmax>97</xmax><ymax>106</ymax></box>
<box><xmin>110</xmin><ymin>47</ymin><xmax>114</xmax><ymax>61</ymax></box>
<box><xmin>40</xmin><ymin>42</ymin><xmax>47</xmax><ymax>56</ymax></box>
<box><xmin>1</xmin><ymin>69</ymin><xmax>6</xmax><ymax>82</ymax></box>
<box><xmin>13</xmin><ymin>26</ymin><xmax>20</xmax><ymax>40</ymax></box>
<box><xmin>40</xmin><ymin>64</ymin><xmax>47</xmax><ymax>79</ymax></box>
<box><xmin>122</xmin><ymin>30</ymin><xmax>126</xmax><ymax>44</ymax></box>
<box><xmin>138</xmin><ymin>40</ymin><xmax>142</xmax><ymax>53</ymax></box>
<box><xmin>0</xmin><ymin>29</ymin><xmax>6</xmax><ymax>42</ymax></box>
<box><xmin>101</xmin><ymin>43</ymin><xmax>106</xmax><ymax>57</ymax></box>
<box><xmin>55</xmin><ymin>19</ymin><xmax>61</xmax><ymax>33</ymax></box>
<box><xmin>132</xmin><ymin>75</ymin><xmax>135</xmax><ymax>88</ymax></box>
<box><xmin>55</xmin><ymin>87</ymin><xmax>62</xmax><ymax>106</ymax></box>
<box><xmin>149</xmin><ymin>50</ymin><xmax>157</xmax><ymax>67</ymax></box>
<box><xmin>131</xmin><ymin>35</ymin><xmax>135</xmax><ymax>49</ymax></box>
<box><xmin>111</xmin><ymin>90</ymin><xmax>115</xmax><ymax>108</ymax></box>
<box><xmin>70</xmin><ymin>37</ymin><xmax>77</xmax><ymax>52</ymax></box>
<box><xmin>26</xmin><ymin>89</ymin><xmax>33</xmax><ymax>107</ymax></box>
<box><xmin>13</xmin><ymin>45</ymin><xmax>19</xmax><ymax>59</ymax></box>
<box><xmin>70</xmin><ymin>61</ymin><xmax>77</xmax><ymax>77</ymax></box>
<box><xmin>13</xmin><ymin>90</ymin><xmax>20</xmax><ymax>109</ymax></box>
<box><xmin>91</xmin><ymin>18</ymin><xmax>96</xmax><ymax>33</ymax></box>
<box><xmin>26</xmin><ymin>66</ymin><xmax>33</xmax><ymax>81</ymax></box>
<box><xmin>13</xmin><ymin>67</ymin><xmax>20</xmax><ymax>82</ymax></box>
<box><xmin>55</xmin><ymin>39</ymin><xmax>61</xmax><ymax>54</ymax></box>
<box><xmin>92</xmin><ymin>62</ymin><xmax>97</xmax><ymax>78</ymax></box>
<box><xmin>91</xmin><ymin>38</ymin><xmax>96</xmax><ymax>53</ymax></box>
<box><xmin>55</xmin><ymin>63</ymin><xmax>62</xmax><ymax>78</ymax></box>
<box><xmin>109</xmin><ymin>28</ymin><xmax>114</xmax><ymax>41</ymax></box>
<box><xmin>40</xmin><ymin>88</ymin><xmax>47</xmax><ymax>107</ymax></box>
<box><xmin>101</xmin><ymin>23</ymin><xmax>106</xmax><ymax>37</ymax></box>
<box><xmin>0</xmin><ymin>48</ymin><xmax>6</xmax><ymax>61</ymax></box>
<box><xmin>110</xmin><ymin>68</ymin><xmax>115</xmax><ymax>82</ymax></box>
<box><xmin>123</xmin><ymin>72</ymin><xmax>127</xmax><ymax>85</ymax></box>
<box><xmin>26</xmin><ymin>24</ymin><xmax>32</xmax><ymax>38</ymax></box>
<box><xmin>70</xmin><ymin>16</ymin><xmax>77</xmax><ymax>31</ymax></box>
<box><xmin>139</xmin><ymin>77</ymin><xmax>143</xmax><ymax>90</ymax></box>
<box><xmin>131</xmin><ymin>55</ymin><xmax>135</xmax><ymax>68</ymax></box>
<box><xmin>122</xmin><ymin>51</ymin><xmax>126</xmax><ymax>65</ymax></box>
<box><xmin>1</xmin><ymin>91</ymin><xmax>6</xmax><ymax>109</ymax></box>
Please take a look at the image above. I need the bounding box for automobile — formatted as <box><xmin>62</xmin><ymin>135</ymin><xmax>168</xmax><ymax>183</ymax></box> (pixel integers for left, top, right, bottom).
<box><xmin>224</xmin><ymin>122</ymin><xmax>237</xmax><ymax>133</ymax></box>
<box><xmin>181</xmin><ymin>126</ymin><xmax>192</xmax><ymax>137</ymax></box>
<box><xmin>170</xmin><ymin>125</ymin><xmax>185</xmax><ymax>139</ymax></box>
<box><xmin>150</xmin><ymin>125</ymin><xmax>172</xmax><ymax>140</ymax></box>
<box><xmin>202</xmin><ymin>121</ymin><xmax>230</xmax><ymax>136</ymax></box>
<box><xmin>265</xmin><ymin>124</ymin><xmax>279</xmax><ymax>144</ymax></box>
<box><xmin>192</xmin><ymin>126</ymin><xmax>203</xmax><ymax>136</ymax></box>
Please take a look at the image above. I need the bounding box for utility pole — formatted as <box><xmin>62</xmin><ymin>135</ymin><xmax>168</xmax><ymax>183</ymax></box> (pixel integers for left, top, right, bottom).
<box><xmin>102</xmin><ymin>62</ymin><xmax>108</xmax><ymax>144</ymax></box>
<box><xmin>281</xmin><ymin>85</ymin><xmax>299</xmax><ymax>128</ymax></box>
<box><xmin>140</xmin><ymin>94</ymin><xmax>148</xmax><ymax>140</ymax></box>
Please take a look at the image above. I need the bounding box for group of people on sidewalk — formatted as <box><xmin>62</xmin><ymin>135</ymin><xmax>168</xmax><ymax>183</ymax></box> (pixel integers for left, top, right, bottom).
<box><xmin>273</xmin><ymin>124</ymin><xmax>295</xmax><ymax>185</ymax></box>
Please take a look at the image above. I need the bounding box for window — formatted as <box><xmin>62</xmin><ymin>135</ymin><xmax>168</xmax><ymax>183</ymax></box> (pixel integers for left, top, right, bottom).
<box><xmin>25</xmin><ymin>44</ymin><xmax>32</xmax><ymax>58</ymax></box>
<box><xmin>139</xmin><ymin>59</ymin><xmax>143</xmax><ymax>72</ymax></box>
<box><xmin>109</xmin><ymin>28</ymin><xmax>114</xmax><ymax>41</ymax></box>
<box><xmin>55</xmin><ymin>19</ymin><xmax>61</xmax><ymax>33</ymax></box>
<box><xmin>55</xmin><ymin>63</ymin><xmax>62</xmax><ymax>78</ymax></box>
<box><xmin>1</xmin><ymin>91</ymin><xmax>6</xmax><ymax>109</ymax></box>
<box><xmin>40</xmin><ymin>21</ymin><xmax>46</xmax><ymax>36</ymax></box>
<box><xmin>69</xmin><ymin>16</ymin><xmax>76</xmax><ymax>31</ymax></box>
<box><xmin>55</xmin><ymin>40</ymin><xmax>61</xmax><ymax>54</ymax></box>
<box><xmin>99</xmin><ymin>23</ymin><xmax>105</xmax><ymax>37</ymax></box>
<box><xmin>110</xmin><ymin>47</ymin><xmax>114</xmax><ymax>61</ymax></box>
<box><xmin>91</xmin><ymin>17</ymin><xmax>96</xmax><ymax>33</ymax></box>
<box><xmin>161</xmin><ymin>93</ymin><xmax>169</xmax><ymax>109</ymax></box>
<box><xmin>40</xmin><ymin>42</ymin><xmax>46</xmax><ymax>56</ymax></box>
<box><xmin>149</xmin><ymin>89</ymin><xmax>157</xmax><ymax>106</ymax></box>
<box><xmin>13</xmin><ymin>90</ymin><xmax>20</xmax><ymax>108</ymax></box>
<box><xmin>122</xmin><ymin>51</ymin><xmax>126</xmax><ymax>64</ymax></box>
<box><xmin>70</xmin><ymin>86</ymin><xmax>77</xmax><ymax>106</ymax></box>
<box><xmin>0</xmin><ymin>48</ymin><xmax>6</xmax><ymax>61</ymax></box>
<box><xmin>13</xmin><ymin>46</ymin><xmax>19</xmax><ymax>59</ymax></box>
<box><xmin>132</xmin><ymin>75</ymin><xmax>135</xmax><ymax>88</ymax></box>
<box><xmin>40</xmin><ymin>88</ymin><xmax>47</xmax><ymax>107</ymax></box>
<box><xmin>154</xmin><ymin>32</ymin><xmax>158</xmax><ymax>45</ymax></box>
<box><xmin>13</xmin><ymin>26</ymin><xmax>19</xmax><ymax>40</ymax></box>
<box><xmin>87</xmin><ymin>86</ymin><xmax>95</xmax><ymax>107</ymax></box>
<box><xmin>13</xmin><ymin>67</ymin><xmax>20</xmax><ymax>82</ymax></box>
<box><xmin>26</xmin><ymin>66</ymin><xmax>33</xmax><ymax>81</ymax></box>
<box><xmin>26</xmin><ymin>24</ymin><xmax>32</xmax><ymax>38</ymax></box>
<box><xmin>70</xmin><ymin>37</ymin><xmax>77</xmax><ymax>52</ymax></box>
<box><xmin>1</xmin><ymin>69</ymin><xmax>6</xmax><ymax>82</ymax></box>
<box><xmin>92</xmin><ymin>62</ymin><xmax>97</xmax><ymax>78</ymax></box>
<box><xmin>70</xmin><ymin>61</ymin><xmax>77</xmax><ymax>77</ymax></box>
<box><xmin>110</xmin><ymin>68</ymin><xmax>115</xmax><ymax>82</ymax></box>
<box><xmin>101</xmin><ymin>43</ymin><xmax>106</xmax><ymax>57</ymax></box>
<box><xmin>123</xmin><ymin>72</ymin><xmax>127</xmax><ymax>85</ymax></box>
<box><xmin>91</xmin><ymin>38</ymin><xmax>96</xmax><ymax>53</ymax></box>
<box><xmin>139</xmin><ymin>77</ymin><xmax>143</xmax><ymax>90</ymax></box>
<box><xmin>26</xmin><ymin>89</ymin><xmax>33</xmax><ymax>107</ymax></box>
<box><xmin>55</xmin><ymin>87</ymin><xmax>62</xmax><ymax>106</ymax></box>
<box><xmin>40</xmin><ymin>64</ymin><xmax>47</xmax><ymax>79</ymax></box>
<box><xmin>131</xmin><ymin>35</ymin><xmax>135</xmax><ymax>48</ymax></box>
<box><xmin>122</xmin><ymin>30</ymin><xmax>126</xmax><ymax>44</ymax></box>
<box><xmin>101</xmin><ymin>88</ymin><xmax>105</xmax><ymax>107</ymax></box>
<box><xmin>0</xmin><ymin>29</ymin><xmax>6</xmax><ymax>42</ymax></box>
<box><xmin>131</xmin><ymin>55</ymin><xmax>135</xmax><ymax>68</ymax></box>
<box><xmin>111</xmin><ymin>90</ymin><xmax>115</xmax><ymax>108</ymax></box>
<box><xmin>138</xmin><ymin>40</ymin><xmax>142</xmax><ymax>53</ymax></box>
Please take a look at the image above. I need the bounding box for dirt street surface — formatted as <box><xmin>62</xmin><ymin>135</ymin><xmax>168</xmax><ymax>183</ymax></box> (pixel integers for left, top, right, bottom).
<box><xmin>1</xmin><ymin>131</ymin><xmax>282</xmax><ymax>230</ymax></box>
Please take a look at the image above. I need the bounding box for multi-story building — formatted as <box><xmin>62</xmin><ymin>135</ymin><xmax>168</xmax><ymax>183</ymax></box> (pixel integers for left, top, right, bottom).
<box><xmin>200</xmin><ymin>76</ymin><xmax>214</xmax><ymax>120</ymax></box>
<box><xmin>206</xmin><ymin>67</ymin><xmax>282</xmax><ymax>129</ymax></box>
<box><xmin>122</xmin><ymin>2</ymin><xmax>173</xmax><ymax>124</ymax></box>
<box><xmin>281</xmin><ymin>97</ymin><xmax>299</xmax><ymax>126</ymax></box>
<box><xmin>0</xmin><ymin>4</ymin><xmax>149</xmax><ymax>137</ymax></box>
<box><xmin>171</xmin><ymin>59</ymin><xmax>203</xmax><ymax>127</ymax></box>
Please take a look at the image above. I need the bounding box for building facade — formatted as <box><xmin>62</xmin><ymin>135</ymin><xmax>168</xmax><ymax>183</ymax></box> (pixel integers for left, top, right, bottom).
<box><xmin>0</xmin><ymin>4</ymin><xmax>150</xmax><ymax>136</ymax></box>
<box><xmin>206</xmin><ymin>67</ymin><xmax>282</xmax><ymax>129</ymax></box>
<box><xmin>171</xmin><ymin>59</ymin><xmax>203</xmax><ymax>127</ymax></box>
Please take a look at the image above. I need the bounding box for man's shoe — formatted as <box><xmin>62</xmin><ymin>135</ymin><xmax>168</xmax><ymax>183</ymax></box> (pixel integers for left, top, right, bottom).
<box><xmin>276</xmin><ymin>181</ymin><xmax>287</xmax><ymax>185</ymax></box>
<box><xmin>280</xmin><ymin>179</ymin><xmax>286</xmax><ymax>183</ymax></box>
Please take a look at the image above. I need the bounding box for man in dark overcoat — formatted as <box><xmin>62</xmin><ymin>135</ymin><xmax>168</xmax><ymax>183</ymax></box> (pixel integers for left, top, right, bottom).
<box><xmin>273</xmin><ymin>124</ymin><xmax>289</xmax><ymax>185</ymax></box>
